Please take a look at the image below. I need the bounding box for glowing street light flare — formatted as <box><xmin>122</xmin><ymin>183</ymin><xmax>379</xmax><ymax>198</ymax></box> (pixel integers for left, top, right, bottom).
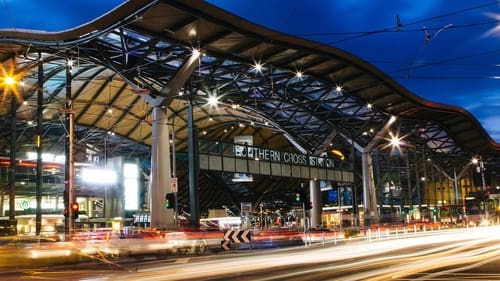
<box><xmin>253</xmin><ymin>61</ymin><xmax>263</xmax><ymax>73</ymax></box>
<box><xmin>207</xmin><ymin>94</ymin><xmax>219</xmax><ymax>107</ymax></box>
<box><xmin>472</xmin><ymin>157</ymin><xmax>479</xmax><ymax>165</ymax></box>
<box><xmin>192</xmin><ymin>47</ymin><xmax>201</xmax><ymax>58</ymax></box>
<box><xmin>389</xmin><ymin>132</ymin><xmax>402</xmax><ymax>147</ymax></box>
<box><xmin>4</xmin><ymin>75</ymin><xmax>15</xmax><ymax>85</ymax></box>
<box><xmin>1</xmin><ymin>64</ymin><xmax>25</xmax><ymax>104</ymax></box>
<box><xmin>381</xmin><ymin>130</ymin><xmax>408</xmax><ymax>155</ymax></box>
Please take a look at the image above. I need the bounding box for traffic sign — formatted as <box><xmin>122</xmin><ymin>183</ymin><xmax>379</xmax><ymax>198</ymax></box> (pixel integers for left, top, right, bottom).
<box><xmin>171</xmin><ymin>177</ymin><xmax>178</xmax><ymax>192</ymax></box>
<box><xmin>221</xmin><ymin>240</ymin><xmax>231</xmax><ymax>251</ymax></box>
<box><xmin>223</xmin><ymin>230</ymin><xmax>252</xmax><ymax>244</ymax></box>
<box><xmin>221</xmin><ymin>230</ymin><xmax>252</xmax><ymax>250</ymax></box>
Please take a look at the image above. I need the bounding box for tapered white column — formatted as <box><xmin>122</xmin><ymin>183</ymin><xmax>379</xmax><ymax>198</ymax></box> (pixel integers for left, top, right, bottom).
<box><xmin>362</xmin><ymin>151</ymin><xmax>378</xmax><ymax>223</ymax></box>
<box><xmin>150</xmin><ymin>107</ymin><xmax>173</xmax><ymax>229</ymax></box>
<box><xmin>309</xmin><ymin>179</ymin><xmax>321</xmax><ymax>228</ymax></box>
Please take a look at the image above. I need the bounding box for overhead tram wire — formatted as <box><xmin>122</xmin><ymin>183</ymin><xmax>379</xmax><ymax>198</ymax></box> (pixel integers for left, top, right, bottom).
<box><xmin>204</xmin><ymin>1</ymin><xmax>499</xmax><ymax>67</ymax></box>
<box><xmin>388</xmin><ymin>48</ymin><xmax>500</xmax><ymax>78</ymax></box>
<box><xmin>369</xmin><ymin>58</ymin><xmax>500</xmax><ymax>81</ymax></box>
<box><xmin>279</xmin><ymin>1</ymin><xmax>500</xmax><ymax>45</ymax></box>
<box><xmin>278</xmin><ymin>11</ymin><xmax>500</xmax><ymax>83</ymax></box>
<box><xmin>295</xmin><ymin>20</ymin><xmax>500</xmax><ymax>39</ymax></box>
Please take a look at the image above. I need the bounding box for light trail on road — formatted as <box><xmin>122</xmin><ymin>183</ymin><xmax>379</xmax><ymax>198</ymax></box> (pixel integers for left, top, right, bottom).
<box><xmin>4</xmin><ymin>226</ymin><xmax>500</xmax><ymax>280</ymax></box>
<box><xmin>89</xmin><ymin>226</ymin><xmax>500</xmax><ymax>281</ymax></box>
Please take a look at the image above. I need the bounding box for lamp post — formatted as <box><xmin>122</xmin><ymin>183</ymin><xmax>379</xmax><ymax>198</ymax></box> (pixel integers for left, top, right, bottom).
<box><xmin>167</xmin><ymin>117</ymin><xmax>178</xmax><ymax>227</ymax></box>
<box><xmin>472</xmin><ymin>156</ymin><xmax>487</xmax><ymax>217</ymax></box>
<box><xmin>36</xmin><ymin>60</ymin><xmax>43</xmax><ymax>236</ymax></box>
<box><xmin>8</xmin><ymin>83</ymin><xmax>16</xmax><ymax>226</ymax></box>
<box><xmin>64</xmin><ymin>58</ymin><xmax>76</xmax><ymax>235</ymax></box>
<box><xmin>187</xmin><ymin>94</ymin><xmax>199</xmax><ymax>227</ymax></box>
<box><xmin>1</xmin><ymin>60</ymin><xmax>20</xmax><ymax>230</ymax></box>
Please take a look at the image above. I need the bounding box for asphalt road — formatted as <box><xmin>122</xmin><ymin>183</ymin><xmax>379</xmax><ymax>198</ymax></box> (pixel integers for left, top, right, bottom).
<box><xmin>2</xmin><ymin>226</ymin><xmax>500</xmax><ymax>280</ymax></box>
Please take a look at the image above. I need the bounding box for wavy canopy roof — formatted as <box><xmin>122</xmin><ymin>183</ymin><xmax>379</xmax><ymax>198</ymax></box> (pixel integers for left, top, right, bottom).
<box><xmin>0</xmin><ymin>0</ymin><xmax>498</xmax><ymax>208</ymax></box>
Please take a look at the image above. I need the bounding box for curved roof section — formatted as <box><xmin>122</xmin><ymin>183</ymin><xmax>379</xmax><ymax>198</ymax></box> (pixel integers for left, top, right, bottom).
<box><xmin>0</xmin><ymin>0</ymin><xmax>498</xmax><ymax>174</ymax></box>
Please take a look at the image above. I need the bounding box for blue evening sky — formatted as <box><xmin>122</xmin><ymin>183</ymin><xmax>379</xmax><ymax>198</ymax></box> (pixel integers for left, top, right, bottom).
<box><xmin>1</xmin><ymin>0</ymin><xmax>499</xmax><ymax>142</ymax></box>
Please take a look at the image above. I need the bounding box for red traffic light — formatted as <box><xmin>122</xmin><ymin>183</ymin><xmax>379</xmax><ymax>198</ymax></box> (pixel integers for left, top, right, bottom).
<box><xmin>70</xmin><ymin>203</ymin><xmax>79</xmax><ymax>219</ymax></box>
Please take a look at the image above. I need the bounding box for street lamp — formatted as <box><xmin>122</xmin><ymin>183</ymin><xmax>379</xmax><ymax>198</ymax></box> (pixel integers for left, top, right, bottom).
<box><xmin>0</xmin><ymin>61</ymin><xmax>22</xmax><ymax>231</ymax></box>
<box><xmin>472</xmin><ymin>156</ymin><xmax>487</xmax><ymax>217</ymax></box>
<box><xmin>1</xmin><ymin>64</ymin><xmax>24</xmax><ymax>103</ymax></box>
<box><xmin>5</xmin><ymin>89</ymin><xmax>16</xmax><ymax>231</ymax></box>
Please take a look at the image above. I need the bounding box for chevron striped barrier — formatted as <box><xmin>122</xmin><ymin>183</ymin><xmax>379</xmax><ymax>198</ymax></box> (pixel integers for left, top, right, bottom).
<box><xmin>221</xmin><ymin>230</ymin><xmax>252</xmax><ymax>250</ymax></box>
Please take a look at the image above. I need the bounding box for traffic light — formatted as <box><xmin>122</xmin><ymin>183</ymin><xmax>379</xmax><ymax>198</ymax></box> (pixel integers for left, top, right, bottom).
<box><xmin>294</xmin><ymin>190</ymin><xmax>303</xmax><ymax>203</ymax></box>
<box><xmin>70</xmin><ymin>203</ymin><xmax>79</xmax><ymax>219</ymax></box>
<box><xmin>63</xmin><ymin>208</ymin><xmax>69</xmax><ymax>217</ymax></box>
<box><xmin>305</xmin><ymin>201</ymin><xmax>313</xmax><ymax>210</ymax></box>
<box><xmin>165</xmin><ymin>192</ymin><xmax>175</xmax><ymax>209</ymax></box>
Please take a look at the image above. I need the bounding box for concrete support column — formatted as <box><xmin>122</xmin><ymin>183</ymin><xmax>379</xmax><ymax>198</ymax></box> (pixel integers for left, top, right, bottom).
<box><xmin>150</xmin><ymin>107</ymin><xmax>174</xmax><ymax>229</ymax></box>
<box><xmin>141</xmin><ymin>50</ymin><xmax>200</xmax><ymax>229</ymax></box>
<box><xmin>362</xmin><ymin>150</ymin><xmax>378</xmax><ymax>224</ymax></box>
<box><xmin>309</xmin><ymin>179</ymin><xmax>321</xmax><ymax>228</ymax></box>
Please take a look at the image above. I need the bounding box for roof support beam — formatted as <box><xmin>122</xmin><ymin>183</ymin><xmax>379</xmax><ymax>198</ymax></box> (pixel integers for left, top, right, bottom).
<box><xmin>362</xmin><ymin>116</ymin><xmax>397</xmax><ymax>223</ymax></box>
<box><xmin>365</xmin><ymin>116</ymin><xmax>396</xmax><ymax>152</ymax></box>
<box><xmin>315</xmin><ymin>129</ymin><xmax>338</xmax><ymax>155</ymax></box>
<box><xmin>143</xmin><ymin>50</ymin><xmax>201</xmax><ymax>107</ymax></box>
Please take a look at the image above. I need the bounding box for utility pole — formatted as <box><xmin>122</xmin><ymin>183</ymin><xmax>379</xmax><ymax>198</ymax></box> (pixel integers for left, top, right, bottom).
<box><xmin>473</xmin><ymin>156</ymin><xmax>488</xmax><ymax>218</ymax></box>
<box><xmin>479</xmin><ymin>159</ymin><xmax>488</xmax><ymax>217</ymax></box>
<box><xmin>64</xmin><ymin>59</ymin><xmax>75</xmax><ymax>235</ymax></box>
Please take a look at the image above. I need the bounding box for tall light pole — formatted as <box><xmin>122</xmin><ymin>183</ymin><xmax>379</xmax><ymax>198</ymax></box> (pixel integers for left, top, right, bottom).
<box><xmin>1</xmin><ymin>59</ymin><xmax>20</xmax><ymax>230</ymax></box>
<box><xmin>36</xmin><ymin>59</ymin><xmax>43</xmax><ymax>236</ymax></box>
<box><xmin>169</xmin><ymin>117</ymin><xmax>178</xmax><ymax>226</ymax></box>
<box><xmin>64</xmin><ymin>58</ymin><xmax>76</xmax><ymax>235</ymax></box>
<box><xmin>472</xmin><ymin>156</ymin><xmax>487</xmax><ymax>217</ymax></box>
<box><xmin>8</xmin><ymin>81</ymin><xmax>16</xmax><ymax>226</ymax></box>
<box><xmin>187</xmin><ymin>94</ymin><xmax>199</xmax><ymax>226</ymax></box>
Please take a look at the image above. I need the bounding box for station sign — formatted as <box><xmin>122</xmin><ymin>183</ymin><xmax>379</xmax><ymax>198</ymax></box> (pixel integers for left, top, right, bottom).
<box><xmin>234</xmin><ymin>143</ymin><xmax>337</xmax><ymax>169</ymax></box>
